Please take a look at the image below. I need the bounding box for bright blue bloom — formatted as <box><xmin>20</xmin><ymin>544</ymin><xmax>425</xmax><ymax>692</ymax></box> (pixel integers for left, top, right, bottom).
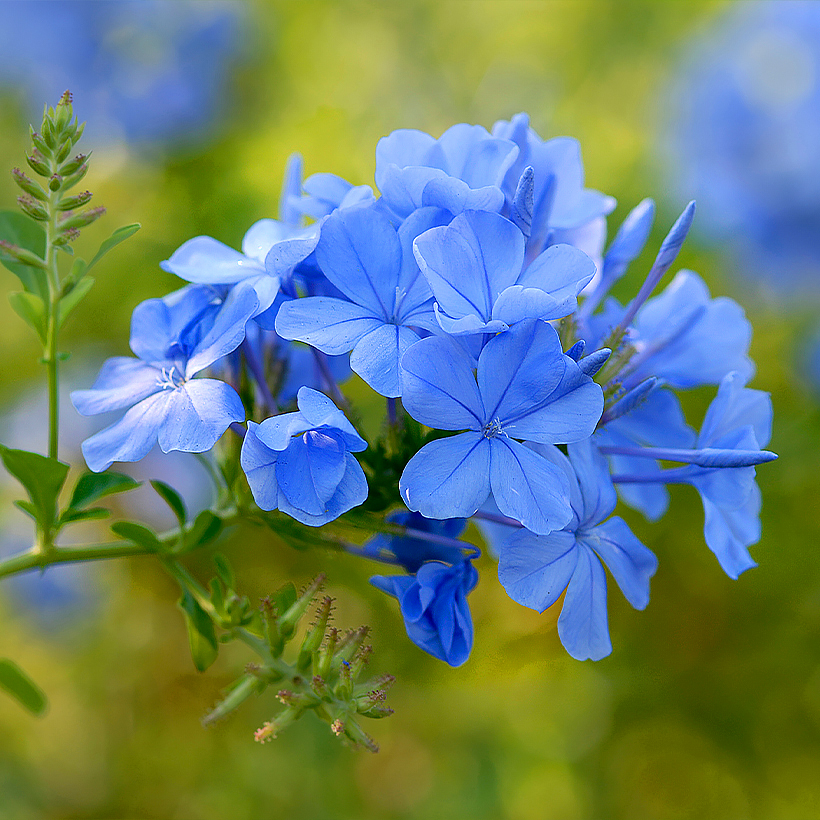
<box><xmin>375</xmin><ymin>123</ymin><xmax>519</xmax><ymax>219</ymax></box>
<box><xmin>399</xmin><ymin>320</ymin><xmax>604</xmax><ymax>533</ymax></box>
<box><xmin>497</xmin><ymin>438</ymin><xmax>657</xmax><ymax>661</ymax></box>
<box><xmin>240</xmin><ymin>387</ymin><xmax>368</xmax><ymax>526</ymax></box>
<box><xmin>371</xmin><ymin>557</ymin><xmax>479</xmax><ymax>667</ymax></box>
<box><xmin>72</xmin><ymin>284</ymin><xmax>255</xmax><ymax>472</ymax></box>
<box><xmin>413</xmin><ymin>209</ymin><xmax>596</xmax><ymax>335</ymax></box>
<box><xmin>364</xmin><ymin>511</ymin><xmax>469</xmax><ymax>573</ymax></box>
<box><xmin>0</xmin><ymin>1</ymin><xmax>245</xmax><ymax>146</ymax></box>
<box><xmin>275</xmin><ymin>203</ymin><xmax>443</xmax><ymax>397</ymax></box>
<box><xmin>665</xmin><ymin>1</ymin><xmax>820</xmax><ymax>294</ymax></box>
<box><xmin>492</xmin><ymin>113</ymin><xmax>616</xmax><ymax>263</ymax></box>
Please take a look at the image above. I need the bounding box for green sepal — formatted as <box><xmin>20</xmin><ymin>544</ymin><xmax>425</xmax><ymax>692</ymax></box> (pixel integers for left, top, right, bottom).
<box><xmin>61</xmin><ymin>257</ymin><xmax>88</xmax><ymax>295</ymax></box>
<box><xmin>69</xmin><ymin>471</ymin><xmax>141</xmax><ymax>509</ymax></box>
<box><xmin>0</xmin><ymin>211</ymin><xmax>48</xmax><ymax>299</ymax></box>
<box><xmin>178</xmin><ymin>590</ymin><xmax>218</xmax><ymax>672</ymax></box>
<box><xmin>87</xmin><ymin>223</ymin><xmax>140</xmax><ymax>271</ymax></box>
<box><xmin>150</xmin><ymin>480</ymin><xmax>187</xmax><ymax>528</ymax></box>
<box><xmin>0</xmin><ymin>444</ymin><xmax>69</xmax><ymax>534</ymax></box>
<box><xmin>0</xmin><ymin>658</ymin><xmax>48</xmax><ymax>716</ymax></box>
<box><xmin>8</xmin><ymin>291</ymin><xmax>47</xmax><ymax>344</ymax></box>
<box><xmin>110</xmin><ymin>521</ymin><xmax>162</xmax><ymax>551</ymax></box>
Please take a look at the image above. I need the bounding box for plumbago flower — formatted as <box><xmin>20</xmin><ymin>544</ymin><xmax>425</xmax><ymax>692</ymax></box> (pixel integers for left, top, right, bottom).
<box><xmin>65</xmin><ymin>113</ymin><xmax>777</xmax><ymax>678</ymax></box>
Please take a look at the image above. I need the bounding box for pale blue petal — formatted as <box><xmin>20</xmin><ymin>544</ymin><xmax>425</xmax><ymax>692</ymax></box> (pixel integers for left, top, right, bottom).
<box><xmin>400</xmin><ymin>433</ymin><xmax>491</xmax><ymax>519</ymax></box>
<box><xmin>516</xmin><ymin>243</ymin><xmax>596</xmax><ymax>313</ymax></box>
<box><xmin>400</xmin><ymin>336</ymin><xmax>485</xmax><ymax>429</ymax></box>
<box><xmin>557</xmin><ymin>545</ymin><xmax>612</xmax><ymax>661</ymax></box>
<box><xmin>489</xmin><ymin>438</ymin><xmax>573</xmax><ymax>535</ymax></box>
<box><xmin>264</xmin><ymin>225</ymin><xmax>321</xmax><ymax>279</ymax></box>
<box><xmin>275</xmin><ymin>297</ymin><xmax>382</xmax><ymax>355</ymax></box>
<box><xmin>497</xmin><ymin>528</ymin><xmax>578</xmax><ymax>611</ymax></box>
<box><xmin>350</xmin><ymin>323</ymin><xmax>421</xmax><ymax>398</ymax></box>
<box><xmin>699</xmin><ymin>371</ymin><xmax>772</xmax><ymax>449</ymax></box>
<box><xmin>241</xmin><ymin>219</ymin><xmax>290</xmax><ymax>262</ymax></box>
<box><xmin>396</xmin><ymin>207</ymin><xmax>450</xmax><ymax>318</ymax></box>
<box><xmin>295</xmin><ymin>387</ymin><xmax>367</xmax><ymax>451</ymax></box>
<box><xmin>161</xmin><ymin>236</ymin><xmax>265</xmax><ymax>284</ymax></box>
<box><xmin>566</xmin><ymin>438</ymin><xmax>617</xmax><ymax>525</ymax></box>
<box><xmin>275</xmin><ymin>430</ymin><xmax>347</xmax><ymax>515</ymax></box>
<box><xmin>72</xmin><ymin>358</ymin><xmax>162</xmax><ymax>415</ymax></box>
<box><xmin>240</xmin><ymin>421</ymin><xmax>280</xmax><ymax>511</ymax></box>
<box><xmin>375</xmin><ymin>129</ymin><xmax>436</xmax><ymax>190</ymax></box>
<box><xmin>702</xmin><ymin>483</ymin><xmax>760</xmax><ymax>579</ymax></box>
<box><xmin>420</xmin><ymin>177</ymin><xmax>505</xmax><ymax>215</ymax></box>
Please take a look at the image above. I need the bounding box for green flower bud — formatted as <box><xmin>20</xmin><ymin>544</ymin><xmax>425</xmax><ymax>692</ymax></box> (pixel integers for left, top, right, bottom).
<box><xmin>12</xmin><ymin>168</ymin><xmax>48</xmax><ymax>201</ymax></box>
<box><xmin>201</xmin><ymin>673</ymin><xmax>264</xmax><ymax>727</ymax></box>
<box><xmin>297</xmin><ymin>596</ymin><xmax>333</xmax><ymax>672</ymax></box>
<box><xmin>57</xmin><ymin>191</ymin><xmax>92</xmax><ymax>211</ymax></box>
<box><xmin>59</xmin><ymin>153</ymin><xmax>88</xmax><ymax>176</ymax></box>
<box><xmin>55</xmin><ymin>139</ymin><xmax>72</xmax><ymax>164</ymax></box>
<box><xmin>49</xmin><ymin>174</ymin><xmax>62</xmax><ymax>191</ymax></box>
<box><xmin>277</xmin><ymin>574</ymin><xmax>326</xmax><ymax>637</ymax></box>
<box><xmin>29</xmin><ymin>129</ymin><xmax>52</xmax><ymax>159</ymax></box>
<box><xmin>0</xmin><ymin>240</ymin><xmax>47</xmax><ymax>269</ymax></box>
<box><xmin>26</xmin><ymin>152</ymin><xmax>50</xmax><ymax>178</ymax></box>
<box><xmin>53</xmin><ymin>228</ymin><xmax>80</xmax><ymax>246</ymax></box>
<box><xmin>62</xmin><ymin>163</ymin><xmax>88</xmax><ymax>190</ymax></box>
<box><xmin>17</xmin><ymin>196</ymin><xmax>48</xmax><ymax>221</ymax></box>
<box><xmin>58</xmin><ymin>205</ymin><xmax>106</xmax><ymax>231</ymax></box>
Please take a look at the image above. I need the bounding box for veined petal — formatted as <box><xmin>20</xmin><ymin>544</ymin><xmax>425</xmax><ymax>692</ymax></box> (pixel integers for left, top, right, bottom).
<box><xmin>275</xmin><ymin>297</ymin><xmax>383</xmax><ymax>355</ymax></box>
<box><xmin>157</xmin><ymin>378</ymin><xmax>244</xmax><ymax>453</ymax></box>
<box><xmin>81</xmin><ymin>391</ymin><xmax>173</xmax><ymax>473</ymax></box>
<box><xmin>275</xmin><ymin>430</ymin><xmax>347</xmax><ymax>515</ymax></box>
<box><xmin>296</xmin><ymin>387</ymin><xmax>367</xmax><ymax>451</ymax></box>
<box><xmin>702</xmin><ymin>485</ymin><xmax>760</xmax><ymax>580</ymax></box>
<box><xmin>161</xmin><ymin>236</ymin><xmax>265</xmax><ymax>284</ymax></box>
<box><xmin>399</xmin><ymin>433</ymin><xmax>491</xmax><ymax>519</ymax></box>
<box><xmin>489</xmin><ymin>437</ymin><xmax>573</xmax><ymax>535</ymax></box>
<box><xmin>566</xmin><ymin>438</ymin><xmax>617</xmax><ymax>526</ymax></box>
<box><xmin>72</xmin><ymin>357</ymin><xmax>162</xmax><ymax>415</ymax></box>
<box><xmin>350</xmin><ymin>323</ymin><xmax>421</xmax><ymax>398</ymax></box>
<box><xmin>375</xmin><ymin>129</ymin><xmax>437</xmax><ymax>190</ymax></box>
<box><xmin>516</xmin><ymin>243</ymin><xmax>596</xmax><ymax>314</ymax></box>
<box><xmin>420</xmin><ymin>177</ymin><xmax>505</xmax><ymax>215</ymax></box>
<box><xmin>240</xmin><ymin>421</ymin><xmax>281</xmax><ymax>511</ymax></box>
<box><xmin>400</xmin><ymin>336</ymin><xmax>485</xmax><ymax>429</ymax></box>
<box><xmin>557</xmin><ymin>545</ymin><xmax>612</xmax><ymax>661</ymax></box>
<box><xmin>497</xmin><ymin>528</ymin><xmax>578</xmax><ymax>612</ymax></box>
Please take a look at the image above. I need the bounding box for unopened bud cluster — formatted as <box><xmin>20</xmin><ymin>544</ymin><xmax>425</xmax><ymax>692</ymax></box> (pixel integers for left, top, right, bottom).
<box><xmin>203</xmin><ymin>575</ymin><xmax>393</xmax><ymax>752</ymax></box>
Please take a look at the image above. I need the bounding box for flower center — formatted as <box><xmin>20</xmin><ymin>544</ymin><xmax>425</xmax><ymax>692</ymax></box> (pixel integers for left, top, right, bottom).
<box><xmin>156</xmin><ymin>365</ymin><xmax>185</xmax><ymax>390</ymax></box>
<box><xmin>482</xmin><ymin>417</ymin><xmax>503</xmax><ymax>438</ymax></box>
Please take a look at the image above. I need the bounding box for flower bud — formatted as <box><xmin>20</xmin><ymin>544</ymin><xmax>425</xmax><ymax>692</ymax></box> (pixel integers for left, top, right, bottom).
<box><xmin>17</xmin><ymin>196</ymin><xmax>48</xmax><ymax>221</ymax></box>
<box><xmin>0</xmin><ymin>240</ymin><xmax>47</xmax><ymax>269</ymax></box>
<box><xmin>55</xmin><ymin>139</ymin><xmax>72</xmax><ymax>164</ymax></box>
<box><xmin>277</xmin><ymin>574</ymin><xmax>326</xmax><ymax>637</ymax></box>
<box><xmin>25</xmin><ymin>152</ymin><xmax>50</xmax><ymax>178</ymax></box>
<box><xmin>58</xmin><ymin>205</ymin><xmax>106</xmax><ymax>231</ymax></box>
<box><xmin>297</xmin><ymin>596</ymin><xmax>333</xmax><ymax>672</ymax></box>
<box><xmin>29</xmin><ymin>129</ymin><xmax>51</xmax><ymax>158</ymax></box>
<box><xmin>12</xmin><ymin>168</ymin><xmax>48</xmax><ymax>201</ymax></box>
<box><xmin>59</xmin><ymin>153</ymin><xmax>88</xmax><ymax>176</ymax></box>
<box><xmin>57</xmin><ymin>191</ymin><xmax>92</xmax><ymax>211</ymax></box>
<box><xmin>63</xmin><ymin>163</ymin><xmax>89</xmax><ymax>190</ymax></box>
<box><xmin>49</xmin><ymin>174</ymin><xmax>62</xmax><ymax>191</ymax></box>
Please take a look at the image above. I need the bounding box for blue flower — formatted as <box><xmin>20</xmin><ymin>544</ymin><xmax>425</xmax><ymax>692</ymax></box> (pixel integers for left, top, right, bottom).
<box><xmin>72</xmin><ymin>284</ymin><xmax>255</xmax><ymax>472</ymax></box>
<box><xmin>240</xmin><ymin>387</ymin><xmax>368</xmax><ymax>526</ymax></box>
<box><xmin>375</xmin><ymin>123</ymin><xmax>519</xmax><ymax>219</ymax></box>
<box><xmin>275</xmin><ymin>203</ymin><xmax>443</xmax><ymax>397</ymax></box>
<box><xmin>371</xmin><ymin>557</ymin><xmax>479</xmax><ymax>667</ymax></box>
<box><xmin>498</xmin><ymin>439</ymin><xmax>658</xmax><ymax>661</ymax></box>
<box><xmin>413</xmin><ymin>209</ymin><xmax>595</xmax><ymax>335</ymax></box>
<box><xmin>399</xmin><ymin>320</ymin><xmax>604</xmax><ymax>533</ymax></box>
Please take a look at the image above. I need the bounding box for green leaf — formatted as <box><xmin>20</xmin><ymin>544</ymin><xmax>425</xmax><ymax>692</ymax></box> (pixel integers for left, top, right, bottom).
<box><xmin>13</xmin><ymin>499</ymin><xmax>37</xmax><ymax>521</ymax></box>
<box><xmin>150</xmin><ymin>480</ymin><xmax>186</xmax><ymax>528</ymax></box>
<box><xmin>58</xmin><ymin>507</ymin><xmax>110</xmax><ymax>526</ymax></box>
<box><xmin>57</xmin><ymin>275</ymin><xmax>94</xmax><ymax>328</ymax></box>
<box><xmin>8</xmin><ymin>291</ymin><xmax>47</xmax><ymax>343</ymax></box>
<box><xmin>110</xmin><ymin>521</ymin><xmax>161</xmax><ymax>550</ymax></box>
<box><xmin>0</xmin><ymin>658</ymin><xmax>48</xmax><ymax>716</ymax></box>
<box><xmin>185</xmin><ymin>510</ymin><xmax>223</xmax><ymax>551</ymax></box>
<box><xmin>86</xmin><ymin>223</ymin><xmax>140</xmax><ymax>271</ymax></box>
<box><xmin>213</xmin><ymin>552</ymin><xmax>235</xmax><ymax>590</ymax></box>
<box><xmin>0</xmin><ymin>445</ymin><xmax>69</xmax><ymax>532</ymax></box>
<box><xmin>0</xmin><ymin>211</ymin><xmax>48</xmax><ymax>299</ymax></box>
<box><xmin>69</xmin><ymin>471</ymin><xmax>141</xmax><ymax>509</ymax></box>
<box><xmin>178</xmin><ymin>591</ymin><xmax>218</xmax><ymax>672</ymax></box>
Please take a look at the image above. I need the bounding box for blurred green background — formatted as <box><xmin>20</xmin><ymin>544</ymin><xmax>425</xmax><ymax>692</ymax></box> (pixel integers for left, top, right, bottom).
<box><xmin>1</xmin><ymin>1</ymin><xmax>819</xmax><ymax>818</ymax></box>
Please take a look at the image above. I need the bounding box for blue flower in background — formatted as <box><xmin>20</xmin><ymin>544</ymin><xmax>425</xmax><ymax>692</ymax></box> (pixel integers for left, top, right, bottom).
<box><xmin>399</xmin><ymin>320</ymin><xmax>604</xmax><ymax>533</ymax></box>
<box><xmin>497</xmin><ymin>439</ymin><xmax>657</xmax><ymax>661</ymax></box>
<box><xmin>0</xmin><ymin>0</ymin><xmax>246</xmax><ymax>147</ymax></box>
<box><xmin>72</xmin><ymin>284</ymin><xmax>255</xmax><ymax>471</ymax></box>
<box><xmin>371</xmin><ymin>556</ymin><xmax>479</xmax><ymax>667</ymax></box>
<box><xmin>240</xmin><ymin>387</ymin><xmax>368</xmax><ymax>526</ymax></box>
<box><xmin>665</xmin><ymin>0</ymin><xmax>820</xmax><ymax>293</ymax></box>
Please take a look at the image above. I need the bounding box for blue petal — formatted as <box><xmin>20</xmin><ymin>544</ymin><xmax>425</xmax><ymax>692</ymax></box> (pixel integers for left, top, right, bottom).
<box><xmin>157</xmin><ymin>378</ymin><xmax>244</xmax><ymax>454</ymax></box>
<box><xmin>275</xmin><ymin>430</ymin><xmax>347</xmax><ymax>515</ymax></box>
<box><xmin>375</xmin><ymin>129</ymin><xmax>436</xmax><ymax>190</ymax></box>
<box><xmin>161</xmin><ymin>236</ymin><xmax>265</xmax><ymax>284</ymax></box>
<box><xmin>264</xmin><ymin>225</ymin><xmax>321</xmax><ymax>279</ymax></box>
<box><xmin>72</xmin><ymin>357</ymin><xmax>162</xmax><ymax>415</ymax></box>
<box><xmin>436</xmin><ymin>123</ymin><xmax>519</xmax><ymax>188</ymax></box>
<box><xmin>489</xmin><ymin>437</ymin><xmax>573</xmax><ymax>535</ymax></box>
<box><xmin>295</xmin><ymin>386</ymin><xmax>367</xmax><ymax>451</ymax></box>
<box><xmin>583</xmin><ymin>517</ymin><xmax>657</xmax><ymax>610</ymax></box>
<box><xmin>566</xmin><ymin>438</ymin><xmax>617</xmax><ymax>526</ymax></box>
<box><xmin>420</xmin><ymin>177</ymin><xmax>505</xmax><ymax>215</ymax></box>
<box><xmin>314</xmin><ymin>205</ymin><xmax>402</xmax><ymax>318</ymax></box>
<box><xmin>557</xmin><ymin>545</ymin><xmax>612</xmax><ymax>661</ymax></box>
<box><xmin>702</xmin><ymin>483</ymin><xmax>760</xmax><ymax>579</ymax></box>
<box><xmin>497</xmin><ymin>528</ymin><xmax>578</xmax><ymax>611</ymax></box>
<box><xmin>400</xmin><ymin>433</ymin><xmax>491</xmax><ymax>519</ymax></box>
<box><xmin>699</xmin><ymin>371</ymin><xmax>772</xmax><ymax>449</ymax></box>
<box><xmin>400</xmin><ymin>336</ymin><xmax>485</xmax><ymax>430</ymax></box>
<box><xmin>350</xmin><ymin>323</ymin><xmax>421</xmax><ymax>398</ymax></box>
<box><xmin>275</xmin><ymin>296</ymin><xmax>383</xmax><ymax>355</ymax></box>
<box><xmin>240</xmin><ymin>421</ymin><xmax>280</xmax><ymax>511</ymax></box>
<box><xmin>515</xmin><ymin>243</ymin><xmax>596</xmax><ymax>314</ymax></box>
<box><xmin>396</xmin><ymin>207</ymin><xmax>451</xmax><ymax>319</ymax></box>
<box><xmin>81</xmin><ymin>391</ymin><xmax>173</xmax><ymax>473</ymax></box>
<box><xmin>241</xmin><ymin>218</ymin><xmax>290</xmax><ymax>261</ymax></box>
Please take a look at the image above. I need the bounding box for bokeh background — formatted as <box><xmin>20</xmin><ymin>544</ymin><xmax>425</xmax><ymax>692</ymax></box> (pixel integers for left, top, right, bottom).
<box><xmin>1</xmin><ymin>1</ymin><xmax>819</xmax><ymax>818</ymax></box>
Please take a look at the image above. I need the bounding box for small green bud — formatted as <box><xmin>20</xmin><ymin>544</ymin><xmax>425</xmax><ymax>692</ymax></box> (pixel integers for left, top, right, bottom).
<box><xmin>347</xmin><ymin>645</ymin><xmax>372</xmax><ymax>682</ymax></box>
<box><xmin>57</xmin><ymin>191</ymin><xmax>92</xmax><ymax>211</ymax></box>
<box><xmin>17</xmin><ymin>196</ymin><xmax>48</xmax><ymax>221</ymax></box>
<box><xmin>49</xmin><ymin>174</ymin><xmax>63</xmax><ymax>191</ymax></box>
<box><xmin>278</xmin><ymin>574</ymin><xmax>326</xmax><ymax>637</ymax></box>
<box><xmin>310</xmin><ymin>675</ymin><xmax>329</xmax><ymax>698</ymax></box>
<box><xmin>333</xmin><ymin>625</ymin><xmax>370</xmax><ymax>666</ymax></box>
<box><xmin>201</xmin><ymin>673</ymin><xmax>263</xmax><ymax>727</ymax></box>
<box><xmin>54</xmin><ymin>90</ymin><xmax>73</xmax><ymax>131</ymax></box>
<box><xmin>29</xmin><ymin>130</ymin><xmax>51</xmax><ymax>158</ymax></box>
<box><xmin>313</xmin><ymin>626</ymin><xmax>338</xmax><ymax>680</ymax></box>
<box><xmin>59</xmin><ymin>153</ymin><xmax>88</xmax><ymax>176</ymax></box>
<box><xmin>62</xmin><ymin>163</ymin><xmax>88</xmax><ymax>190</ymax></box>
<box><xmin>12</xmin><ymin>168</ymin><xmax>48</xmax><ymax>201</ymax></box>
<box><xmin>55</xmin><ymin>139</ymin><xmax>72</xmax><ymax>164</ymax></box>
<box><xmin>53</xmin><ymin>228</ymin><xmax>80</xmax><ymax>247</ymax></box>
<box><xmin>26</xmin><ymin>152</ymin><xmax>51</xmax><ymax>177</ymax></box>
<box><xmin>0</xmin><ymin>240</ymin><xmax>47</xmax><ymax>269</ymax></box>
<box><xmin>337</xmin><ymin>660</ymin><xmax>353</xmax><ymax>700</ymax></box>
<box><xmin>253</xmin><ymin>706</ymin><xmax>303</xmax><ymax>744</ymax></box>
<box><xmin>297</xmin><ymin>596</ymin><xmax>333</xmax><ymax>672</ymax></box>
<box><xmin>41</xmin><ymin>116</ymin><xmax>56</xmax><ymax>149</ymax></box>
<box><xmin>70</xmin><ymin>121</ymin><xmax>85</xmax><ymax>146</ymax></box>
<box><xmin>339</xmin><ymin>718</ymin><xmax>380</xmax><ymax>753</ymax></box>
<box><xmin>58</xmin><ymin>205</ymin><xmax>106</xmax><ymax>231</ymax></box>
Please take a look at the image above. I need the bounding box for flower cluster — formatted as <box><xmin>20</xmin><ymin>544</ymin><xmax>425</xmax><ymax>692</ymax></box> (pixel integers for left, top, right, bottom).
<box><xmin>73</xmin><ymin>114</ymin><xmax>776</xmax><ymax>666</ymax></box>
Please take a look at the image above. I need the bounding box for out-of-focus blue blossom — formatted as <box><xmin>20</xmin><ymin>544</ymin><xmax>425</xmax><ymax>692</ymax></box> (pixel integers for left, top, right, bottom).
<box><xmin>412</xmin><ymin>209</ymin><xmax>595</xmax><ymax>335</ymax></box>
<box><xmin>371</xmin><ymin>556</ymin><xmax>479</xmax><ymax>667</ymax></box>
<box><xmin>240</xmin><ymin>387</ymin><xmax>367</xmax><ymax>526</ymax></box>
<box><xmin>665</xmin><ymin>0</ymin><xmax>820</xmax><ymax>293</ymax></box>
<box><xmin>0</xmin><ymin>0</ymin><xmax>246</xmax><ymax>147</ymax></box>
<box><xmin>399</xmin><ymin>320</ymin><xmax>603</xmax><ymax>533</ymax></box>
<box><xmin>72</xmin><ymin>284</ymin><xmax>254</xmax><ymax>471</ymax></box>
<box><xmin>492</xmin><ymin>113</ymin><xmax>616</xmax><ymax>264</ymax></box>
<box><xmin>498</xmin><ymin>439</ymin><xmax>657</xmax><ymax>661</ymax></box>
<box><xmin>276</xmin><ymin>203</ymin><xmax>442</xmax><ymax>397</ymax></box>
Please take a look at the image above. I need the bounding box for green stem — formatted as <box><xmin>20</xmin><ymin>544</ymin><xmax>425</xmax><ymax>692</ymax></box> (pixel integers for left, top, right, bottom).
<box><xmin>44</xmin><ymin>185</ymin><xmax>62</xmax><ymax>460</ymax></box>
